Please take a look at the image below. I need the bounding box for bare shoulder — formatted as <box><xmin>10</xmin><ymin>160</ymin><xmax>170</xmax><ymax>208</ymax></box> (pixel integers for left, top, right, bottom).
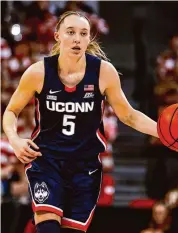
<box><xmin>99</xmin><ymin>60</ymin><xmax>121</xmax><ymax>94</ymax></box>
<box><xmin>21</xmin><ymin>60</ymin><xmax>44</xmax><ymax>93</ymax></box>
<box><xmin>25</xmin><ymin>60</ymin><xmax>44</xmax><ymax>78</ymax></box>
<box><xmin>100</xmin><ymin>60</ymin><xmax>117</xmax><ymax>73</ymax></box>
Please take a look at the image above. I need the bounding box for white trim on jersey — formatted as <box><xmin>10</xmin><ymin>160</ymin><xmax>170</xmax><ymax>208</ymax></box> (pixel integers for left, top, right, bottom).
<box><xmin>96</xmin><ymin>100</ymin><xmax>107</xmax><ymax>150</ymax></box>
<box><xmin>96</xmin><ymin>130</ymin><xmax>107</xmax><ymax>150</ymax></box>
<box><xmin>31</xmin><ymin>98</ymin><xmax>41</xmax><ymax>141</ymax></box>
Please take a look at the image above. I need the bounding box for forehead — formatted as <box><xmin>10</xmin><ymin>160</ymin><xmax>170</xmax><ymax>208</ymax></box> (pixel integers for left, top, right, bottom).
<box><xmin>61</xmin><ymin>15</ymin><xmax>90</xmax><ymax>30</ymax></box>
<box><xmin>154</xmin><ymin>205</ymin><xmax>166</xmax><ymax>212</ymax></box>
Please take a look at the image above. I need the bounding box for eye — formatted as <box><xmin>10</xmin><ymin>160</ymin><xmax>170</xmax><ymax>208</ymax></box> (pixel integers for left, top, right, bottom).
<box><xmin>67</xmin><ymin>30</ymin><xmax>75</xmax><ymax>35</ymax></box>
<box><xmin>81</xmin><ymin>32</ymin><xmax>87</xmax><ymax>36</ymax></box>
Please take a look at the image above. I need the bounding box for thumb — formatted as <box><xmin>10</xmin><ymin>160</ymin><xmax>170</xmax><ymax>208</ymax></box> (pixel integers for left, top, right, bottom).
<box><xmin>27</xmin><ymin>139</ymin><xmax>39</xmax><ymax>150</ymax></box>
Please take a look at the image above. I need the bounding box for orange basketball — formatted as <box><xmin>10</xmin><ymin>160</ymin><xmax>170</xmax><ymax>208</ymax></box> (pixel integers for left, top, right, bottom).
<box><xmin>157</xmin><ymin>104</ymin><xmax>178</xmax><ymax>151</ymax></box>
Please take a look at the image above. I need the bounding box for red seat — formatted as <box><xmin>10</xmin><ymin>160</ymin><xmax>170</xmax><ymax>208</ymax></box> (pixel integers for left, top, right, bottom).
<box><xmin>129</xmin><ymin>199</ymin><xmax>156</xmax><ymax>209</ymax></box>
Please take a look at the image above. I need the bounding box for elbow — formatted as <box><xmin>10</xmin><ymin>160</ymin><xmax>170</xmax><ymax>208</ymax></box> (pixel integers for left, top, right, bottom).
<box><xmin>4</xmin><ymin>108</ymin><xmax>19</xmax><ymax>118</ymax></box>
<box><xmin>2</xmin><ymin>109</ymin><xmax>18</xmax><ymax>130</ymax></box>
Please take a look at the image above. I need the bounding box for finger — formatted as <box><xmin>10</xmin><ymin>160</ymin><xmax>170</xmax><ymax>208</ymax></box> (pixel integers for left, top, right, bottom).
<box><xmin>25</xmin><ymin>157</ymin><xmax>37</xmax><ymax>162</ymax></box>
<box><xmin>18</xmin><ymin>157</ymin><xmax>26</xmax><ymax>164</ymax></box>
<box><xmin>27</xmin><ymin>140</ymin><xmax>39</xmax><ymax>150</ymax></box>
<box><xmin>23</xmin><ymin>150</ymin><xmax>37</xmax><ymax>158</ymax></box>
<box><xmin>21</xmin><ymin>156</ymin><xmax>36</xmax><ymax>164</ymax></box>
<box><xmin>20</xmin><ymin>156</ymin><xmax>31</xmax><ymax>163</ymax></box>
<box><xmin>25</xmin><ymin>146</ymin><xmax>42</xmax><ymax>157</ymax></box>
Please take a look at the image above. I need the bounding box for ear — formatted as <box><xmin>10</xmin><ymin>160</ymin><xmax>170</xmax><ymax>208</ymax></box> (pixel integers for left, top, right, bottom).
<box><xmin>54</xmin><ymin>31</ymin><xmax>60</xmax><ymax>42</ymax></box>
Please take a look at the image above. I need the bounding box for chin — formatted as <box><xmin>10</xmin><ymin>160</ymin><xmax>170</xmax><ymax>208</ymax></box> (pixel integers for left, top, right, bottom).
<box><xmin>70</xmin><ymin>51</ymin><xmax>83</xmax><ymax>57</ymax></box>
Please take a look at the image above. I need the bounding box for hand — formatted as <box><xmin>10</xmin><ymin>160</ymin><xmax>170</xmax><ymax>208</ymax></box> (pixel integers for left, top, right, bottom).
<box><xmin>10</xmin><ymin>137</ymin><xmax>42</xmax><ymax>164</ymax></box>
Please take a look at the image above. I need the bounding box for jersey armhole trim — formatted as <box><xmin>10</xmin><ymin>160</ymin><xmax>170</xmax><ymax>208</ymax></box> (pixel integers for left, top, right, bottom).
<box><xmin>98</xmin><ymin>59</ymin><xmax>105</xmax><ymax>98</ymax></box>
<box><xmin>35</xmin><ymin>57</ymin><xmax>47</xmax><ymax>97</ymax></box>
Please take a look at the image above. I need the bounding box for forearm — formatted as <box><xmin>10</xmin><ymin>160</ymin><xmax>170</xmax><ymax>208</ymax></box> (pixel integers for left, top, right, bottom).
<box><xmin>122</xmin><ymin>109</ymin><xmax>159</xmax><ymax>138</ymax></box>
<box><xmin>3</xmin><ymin>110</ymin><xmax>19</xmax><ymax>143</ymax></box>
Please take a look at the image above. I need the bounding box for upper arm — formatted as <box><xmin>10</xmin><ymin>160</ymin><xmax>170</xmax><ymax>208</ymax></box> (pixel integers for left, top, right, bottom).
<box><xmin>6</xmin><ymin>61</ymin><xmax>44</xmax><ymax>116</ymax></box>
<box><xmin>100</xmin><ymin>61</ymin><xmax>134</xmax><ymax>121</ymax></box>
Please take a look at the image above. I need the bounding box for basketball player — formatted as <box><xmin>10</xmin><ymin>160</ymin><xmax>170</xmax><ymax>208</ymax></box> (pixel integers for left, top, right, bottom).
<box><xmin>3</xmin><ymin>11</ymin><xmax>159</xmax><ymax>233</ymax></box>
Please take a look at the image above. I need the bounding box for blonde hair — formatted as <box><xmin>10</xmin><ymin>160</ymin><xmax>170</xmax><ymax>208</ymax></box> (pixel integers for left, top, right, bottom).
<box><xmin>51</xmin><ymin>11</ymin><xmax>109</xmax><ymax>61</ymax></box>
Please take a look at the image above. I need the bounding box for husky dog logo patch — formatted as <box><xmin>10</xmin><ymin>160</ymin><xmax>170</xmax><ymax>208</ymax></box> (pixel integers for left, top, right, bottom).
<box><xmin>34</xmin><ymin>182</ymin><xmax>49</xmax><ymax>203</ymax></box>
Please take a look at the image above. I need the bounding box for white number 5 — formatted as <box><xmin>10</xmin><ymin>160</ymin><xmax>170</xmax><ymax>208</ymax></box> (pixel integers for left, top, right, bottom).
<box><xmin>62</xmin><ymin>115</ymin><xmax>76</xmax><ymax>136</ymax></box>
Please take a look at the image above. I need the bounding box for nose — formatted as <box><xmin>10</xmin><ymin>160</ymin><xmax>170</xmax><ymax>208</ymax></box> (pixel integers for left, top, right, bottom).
<box><xmin>73</xmin><ymin>33</ymin><xmax>80</xmax><ymax>44</ymax></box>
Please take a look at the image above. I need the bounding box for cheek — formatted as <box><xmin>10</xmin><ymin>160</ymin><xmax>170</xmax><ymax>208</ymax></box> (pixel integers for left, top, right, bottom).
<box><xmin>60</xmin><ymin>35</ymin><xmax>72</xmax><ymax>47</ymax></box>
<box><xmin>83</xmin><ymin>38</ymin><xmax>90</xmax><ymax>48</ymax></box>
<box><xmin>63</xmin><ymin>34</ymin><xmax>73</xmax><ymax>42</ymax></box>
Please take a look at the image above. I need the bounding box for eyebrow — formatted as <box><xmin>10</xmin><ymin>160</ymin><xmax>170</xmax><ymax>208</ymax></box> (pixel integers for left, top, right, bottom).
<box><xmin>66</xmin><ymin>27</ymin><xmax>88</xmax><ymax>31</ymax></box>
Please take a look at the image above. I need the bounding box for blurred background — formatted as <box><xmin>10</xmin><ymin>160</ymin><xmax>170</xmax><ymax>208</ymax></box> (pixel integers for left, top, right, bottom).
<box><xmin>1</xmin><ymin>1</ymin><xmax>178</xmax><ymax>233</ymax></box>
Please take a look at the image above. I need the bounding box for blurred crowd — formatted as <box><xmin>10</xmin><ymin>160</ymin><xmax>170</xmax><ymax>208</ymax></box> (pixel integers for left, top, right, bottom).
<box><xmin>150</xmin><ymin>35</ymin><xmax>178</xmax><ymax>146</ymax></box>
<box><xmin>1</xmin><ymin>1</ymin><xmax>117</xmax><ymax>233</ymax></box>
<box><xmin>142</xmin><ymin>35</ymin><xmax>178</xmax><ymax>233</ymax></box>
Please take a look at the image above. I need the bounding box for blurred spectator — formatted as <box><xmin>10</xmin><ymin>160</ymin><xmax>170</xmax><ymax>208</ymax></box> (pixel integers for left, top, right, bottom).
<box><xmin>150</xmin><ymin>202</ymin><xmax>171</xmax><ymax>231</ymax></box>
<box><xmin>141</xmin><ymin>201</ymin><xmax>171</xmax><ymax>233</ymax></box>
<box><xmin>156</xmin><ymin>36</ymin><xmax>178</xmax><ymax>82</ymax></box>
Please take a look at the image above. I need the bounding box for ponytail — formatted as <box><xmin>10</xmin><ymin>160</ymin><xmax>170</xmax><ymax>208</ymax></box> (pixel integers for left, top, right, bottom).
<box><xmin>51</xmin><ymin>42</ymin><xmax>60</xmax><ymax>56</ymax></box>
<box><xmin>86</xmin><ymin>40</ymin><xmax>109</xmax><ymax>61</ymax></box>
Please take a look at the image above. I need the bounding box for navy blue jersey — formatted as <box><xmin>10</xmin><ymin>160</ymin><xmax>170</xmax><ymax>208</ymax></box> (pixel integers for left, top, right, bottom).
<box><xmin>31</xmin><ymin>53</ymin><xmax>106</xmax><ymax>159</ymax></box>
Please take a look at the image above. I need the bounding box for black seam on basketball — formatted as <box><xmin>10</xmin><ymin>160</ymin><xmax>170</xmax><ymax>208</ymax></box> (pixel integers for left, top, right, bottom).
<box><xmin>169</xmin><ymin>107</ymin><xmax>178</xmax><ymax>141</ymax></box>
<box><xmin>168</xmin><ymin>138</ymin><xmax>178</xmax><ymax>147</ymax></box>
<box><xmin>158</xmin><ymin>112</ymin><xmax>177</xmax><ymax>149</ymax></box>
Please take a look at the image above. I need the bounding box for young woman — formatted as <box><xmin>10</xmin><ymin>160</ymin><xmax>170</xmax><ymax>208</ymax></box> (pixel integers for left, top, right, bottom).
<box><xmin>3</xmin><ymin>11</ymin><xmax>158</xmax><ymax>233</ymax></box>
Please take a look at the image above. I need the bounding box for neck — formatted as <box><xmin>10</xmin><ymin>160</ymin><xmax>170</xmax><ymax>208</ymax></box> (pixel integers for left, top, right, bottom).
<box><xmin>58</xmin><ymin>52</ymin><xmax>85</xmax><ymax>74</ymax></box>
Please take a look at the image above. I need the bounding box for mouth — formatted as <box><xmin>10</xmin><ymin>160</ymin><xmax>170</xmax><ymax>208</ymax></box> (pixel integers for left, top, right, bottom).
<box><xmin>71</xmin><ymin>46</ymin><xmax>81</xmax><ymax>51</ymax></box>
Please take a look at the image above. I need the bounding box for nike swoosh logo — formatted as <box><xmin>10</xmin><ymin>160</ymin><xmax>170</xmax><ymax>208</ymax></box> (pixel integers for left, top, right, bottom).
<box><xmin>89</xmin><ymin>169</ymin><xmax>98</xmax><ymax>175</ymax></box>
<box><xmin>49</xmin><ymin>90</ymin><xmax>62</xmax><ymax>94</ymax></box>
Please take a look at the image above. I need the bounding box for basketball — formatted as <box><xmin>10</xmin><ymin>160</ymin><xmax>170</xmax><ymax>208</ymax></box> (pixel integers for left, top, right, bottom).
<box><xmin>157</xmin><ymin>104</ymin><xmax>178</xmax><ymax>151</ymax></box>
